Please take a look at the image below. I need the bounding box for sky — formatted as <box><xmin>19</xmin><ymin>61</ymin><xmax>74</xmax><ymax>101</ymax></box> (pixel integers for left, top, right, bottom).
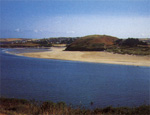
<box><xmin>0</xmin><ymin>0</ymin><xmax>150</xmax><ymax>38</ymax></box>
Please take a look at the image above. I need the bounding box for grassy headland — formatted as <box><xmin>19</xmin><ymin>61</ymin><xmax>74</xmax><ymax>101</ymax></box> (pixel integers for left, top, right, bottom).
<box><xmin>65</xmin><ymin>35</ymin><xmax>118</xmax><ymax>51</ymax></box>
<box><xmin>0</xmin><ymin>98</ymin><xmax>149</xmax><ymax>115</ymax></box>
<box><xmin>65</xmin><ymin>35</ymin><xmax>150</xmax><ymax>55</ymax></box>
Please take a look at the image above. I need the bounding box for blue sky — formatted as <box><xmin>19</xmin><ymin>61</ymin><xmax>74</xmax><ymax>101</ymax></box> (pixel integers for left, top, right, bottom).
<box><xmin>0</xmin><ymin>0</ymin><xmax>150</xmax><ymax>38</ymax></box>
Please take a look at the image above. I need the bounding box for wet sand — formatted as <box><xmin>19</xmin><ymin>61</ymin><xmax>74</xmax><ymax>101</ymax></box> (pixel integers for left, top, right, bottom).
<box><xmin>15</xmin><ymin>47</ymin><xmax>150</xmax><ymax>67</ymax></box>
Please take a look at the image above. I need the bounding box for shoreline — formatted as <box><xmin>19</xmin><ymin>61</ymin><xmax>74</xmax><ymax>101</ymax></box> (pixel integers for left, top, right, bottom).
<box><xmin>6</xmin><ymin>47</ymin><xmax>150</xmax><ymax>67</ymax></box>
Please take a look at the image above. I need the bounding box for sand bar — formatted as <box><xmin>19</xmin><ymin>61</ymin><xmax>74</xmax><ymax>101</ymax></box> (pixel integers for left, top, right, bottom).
<box><xmin>15</xmin><ymin>47</ymin><xmax>150</xmax><ymax>67</ymax></box>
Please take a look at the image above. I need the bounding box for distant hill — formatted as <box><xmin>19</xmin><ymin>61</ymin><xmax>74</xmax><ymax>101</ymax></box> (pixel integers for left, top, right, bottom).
<box><xmin>0</xmin><ymin>38</ymin><xmax>31</xmax><ymax>42</ymax></box>
<box><xmin>65</xmin><ymin>35</ymin><xmax>118</xmax><ymax>51</ymax></box>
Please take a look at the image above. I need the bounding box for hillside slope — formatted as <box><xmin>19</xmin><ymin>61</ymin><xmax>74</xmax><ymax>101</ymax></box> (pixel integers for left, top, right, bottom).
<box><xmin>65</xmin><ymin>35</ymin><xmax>118</xmax><ymax>51</ymax></box>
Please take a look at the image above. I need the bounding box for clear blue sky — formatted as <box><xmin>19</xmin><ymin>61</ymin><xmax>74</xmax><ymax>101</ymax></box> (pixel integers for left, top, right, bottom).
<box><xmin>0</xmin><ymin>0</ymin><xmax>150</xmax><ymax>38</ymax></box>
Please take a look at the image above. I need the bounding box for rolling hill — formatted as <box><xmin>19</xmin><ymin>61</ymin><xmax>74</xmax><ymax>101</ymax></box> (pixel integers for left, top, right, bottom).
<box><xmin>65</xmin><ymin>35</ymin><xmax>118</xmax><ymax>51</ymax></box>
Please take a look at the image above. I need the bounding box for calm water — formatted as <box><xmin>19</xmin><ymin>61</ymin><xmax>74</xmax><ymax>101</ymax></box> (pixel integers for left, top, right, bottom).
<box><xmin>0</xmin><ymin>48</ymin><xmax>150</xmax><ymax>108</ymax></box>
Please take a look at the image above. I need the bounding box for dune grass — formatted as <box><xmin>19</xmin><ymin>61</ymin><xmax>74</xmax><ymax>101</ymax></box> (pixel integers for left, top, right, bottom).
<box><xmin>106</xmin><ymin>46</ymin><xmax>150</xmax><ymax>55</ymax></box>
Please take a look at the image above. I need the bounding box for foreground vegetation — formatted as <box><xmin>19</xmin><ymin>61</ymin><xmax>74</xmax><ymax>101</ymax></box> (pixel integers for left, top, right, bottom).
<box><xmin>0</xmin><ymin>98</ymin><xmax>149</xmax><ymax>115</ymax></box>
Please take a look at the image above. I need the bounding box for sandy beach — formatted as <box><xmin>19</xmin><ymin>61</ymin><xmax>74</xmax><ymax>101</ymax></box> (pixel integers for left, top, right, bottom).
<box><xmin>15</xmin><ymin>47</ymin><xmax>150</xmax><ymax>67</ymax></box>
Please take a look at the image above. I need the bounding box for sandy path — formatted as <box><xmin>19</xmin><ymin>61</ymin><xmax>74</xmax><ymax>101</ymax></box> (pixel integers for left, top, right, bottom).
<box><xmin>17</xmin><ymin>47</ymin><xmax>150</xmax><ymax>67</ymax></box>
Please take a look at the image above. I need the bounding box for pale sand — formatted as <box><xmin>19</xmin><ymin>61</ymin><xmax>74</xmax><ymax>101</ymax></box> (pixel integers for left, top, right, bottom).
<box><xmin>16</xmin><ymin>47</ymin><xmax>150</xmax><ymax>67</ymax></box>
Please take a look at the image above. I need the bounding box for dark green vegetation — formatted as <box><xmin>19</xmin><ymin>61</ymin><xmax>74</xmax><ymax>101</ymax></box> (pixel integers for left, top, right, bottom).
<box><xmin>0</xmin><ymin>98</ymin><xmax>149</xmax><ymax>115</ymax></box>
<box><xmin>106</xmin><ymin>38</ymin><xmax>150</xmax><ymax>55</ymax></box>
<box><xmin>66</xmin><ymin>35</ymin><xmax>150</xmax><ymax>55</ymax></box>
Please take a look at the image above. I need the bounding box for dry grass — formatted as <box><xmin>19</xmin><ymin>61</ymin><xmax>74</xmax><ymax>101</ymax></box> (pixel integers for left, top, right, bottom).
<box><xmin>0</xmin><ymin>98</ymin><xmax>149</xmax><ymax>115</ymax></box>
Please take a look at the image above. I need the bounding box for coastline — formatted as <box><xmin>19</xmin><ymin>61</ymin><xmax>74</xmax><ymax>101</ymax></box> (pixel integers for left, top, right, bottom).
<box><xmin>6</xmin><ymin>47</ymin><xmax>150</xmax><ymax>67</ymax></box>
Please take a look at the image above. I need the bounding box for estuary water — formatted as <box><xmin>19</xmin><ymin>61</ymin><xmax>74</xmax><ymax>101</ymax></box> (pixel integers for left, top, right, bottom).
<box><xmin>0</xmin><ymin>48</ymin><xmax>150</xmax><ymax>108</ymax></box>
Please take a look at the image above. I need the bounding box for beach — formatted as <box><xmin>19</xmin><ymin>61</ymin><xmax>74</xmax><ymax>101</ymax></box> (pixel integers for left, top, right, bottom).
<box><xmin>13</xmin><ymin>47</ymin><xmax>150</xmax><ymax>67</ymax></box>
